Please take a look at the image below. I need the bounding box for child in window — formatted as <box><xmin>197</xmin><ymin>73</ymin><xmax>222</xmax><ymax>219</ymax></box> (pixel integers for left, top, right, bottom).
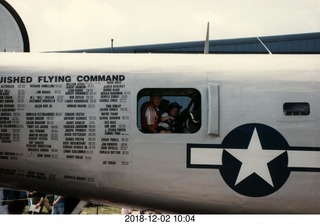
<box><xmin>158</xmin><ymin>102</ymin><xmax>182</xmax><ymax>133</ymax></box>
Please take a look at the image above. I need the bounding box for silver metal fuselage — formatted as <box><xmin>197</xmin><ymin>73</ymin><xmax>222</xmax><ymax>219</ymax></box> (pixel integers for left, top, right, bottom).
<box><xmin>0</xmin><ymin>53</ymin><xmax>319</xmax><ymax>213</ymax></box>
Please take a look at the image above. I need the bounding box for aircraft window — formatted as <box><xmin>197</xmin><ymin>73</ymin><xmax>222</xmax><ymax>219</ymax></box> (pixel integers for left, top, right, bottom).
<box><xmin>137</xmin><ymin>88</ymin><xmax>201</xmax><ymax>134</ymax></box>
<box><xmin>283</xmin><ymin>102</ymin><xmax>310</xmax><ymax>116</ymax></box>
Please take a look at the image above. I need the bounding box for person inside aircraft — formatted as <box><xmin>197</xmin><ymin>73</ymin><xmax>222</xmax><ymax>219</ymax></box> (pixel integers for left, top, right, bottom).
<box><xmin>141</xmin><ymin>91</ymin><xmax>162</xmax><ymax>133</ymax></box>
<box><xmin>138</xmin><ymin>88</ymin><xmax>201</xmax><ymax>134</ymax></box>
<box><xmin>158</xmin><ymin>102</ymin><xmax>182</xmax><ymax>133</ymax></box>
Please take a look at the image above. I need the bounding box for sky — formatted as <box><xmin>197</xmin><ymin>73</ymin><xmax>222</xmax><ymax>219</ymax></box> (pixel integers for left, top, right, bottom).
<box><xmin>5</xmin><ymin>0</ymin><xmax>320</xmax><ymax>52</ymax></box>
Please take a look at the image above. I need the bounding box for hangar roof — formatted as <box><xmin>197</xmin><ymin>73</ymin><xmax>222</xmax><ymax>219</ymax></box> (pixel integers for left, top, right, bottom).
<box><xmin>57</xmin><ymin>32</ymin><xmax>320</xmax><ymax>54</ymax></box>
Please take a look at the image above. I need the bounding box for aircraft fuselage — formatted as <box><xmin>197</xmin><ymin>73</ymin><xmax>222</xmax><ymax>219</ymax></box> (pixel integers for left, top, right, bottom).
<box><xmin>0</xmin><ymin>53</ymin><xmax>319</xmax><ymax>213</ymax></box>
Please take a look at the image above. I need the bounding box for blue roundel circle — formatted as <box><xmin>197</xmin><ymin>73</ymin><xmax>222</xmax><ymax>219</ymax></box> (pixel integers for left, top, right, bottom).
<box><xmin>219</xmin><ymin>123</ymin><xmax>291</xmax><ymax>197</ymax></box>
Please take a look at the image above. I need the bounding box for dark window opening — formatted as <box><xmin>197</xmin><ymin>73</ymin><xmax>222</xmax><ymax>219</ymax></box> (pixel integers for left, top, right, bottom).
<box><xmin>137</xmin><ymin>88</ymin><xmax>201</xmax><ymax>134</ymax></box>
<box><xmin>283</xmin><ymin>102</ymin><xmax>310</xmax><ymax>116</ymax></box>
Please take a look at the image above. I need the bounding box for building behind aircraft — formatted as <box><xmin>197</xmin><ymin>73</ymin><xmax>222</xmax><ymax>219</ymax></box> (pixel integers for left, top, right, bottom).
<box><xmin>57</xmin><ymin>32</ymin><xmax>320</xmax><ymax>54</ymax></box>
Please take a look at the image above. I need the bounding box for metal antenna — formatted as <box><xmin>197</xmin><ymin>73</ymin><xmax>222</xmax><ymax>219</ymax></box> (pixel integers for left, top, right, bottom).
<box><xmin>204</xmin><ymin>22</ymin><xmax>210</xmax><ymax>54</ymax></box>
<box><xmin>256</xmin><ymin>36</ymin><xmax>272</xmax><ymax>54</ymax></box>
<box><xmin>111</xmin><ymin>39</ymin><xmax>114</xmax><ymax>53</ymax></box>
<box><xmin>250</xmin><ymin>28</ymin><xmax>272</xmax><ymax>54</ymax></box>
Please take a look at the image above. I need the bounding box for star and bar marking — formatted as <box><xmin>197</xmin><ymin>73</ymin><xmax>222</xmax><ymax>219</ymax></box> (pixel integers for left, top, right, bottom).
<box><xmin>187</xmin><ymin>123</ymin><xmax>320</xmax><ymax>197</ymax></box>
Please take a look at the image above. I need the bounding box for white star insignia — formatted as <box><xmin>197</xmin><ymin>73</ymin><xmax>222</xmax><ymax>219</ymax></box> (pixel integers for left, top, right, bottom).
<box><xmin>226</xmin><ymin>128</ymin><xmax>285</xmax><ymax>187</ymax></box>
